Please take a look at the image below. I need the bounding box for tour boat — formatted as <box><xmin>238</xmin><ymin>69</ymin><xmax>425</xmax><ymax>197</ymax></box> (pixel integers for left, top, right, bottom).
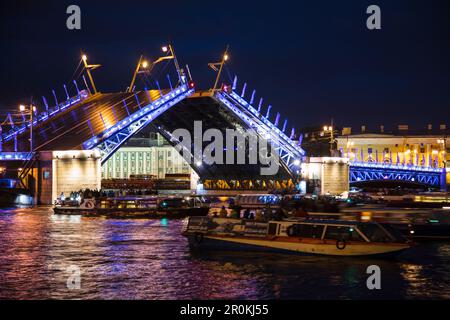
<box><xmin>182</xmin><ymin>217</ymin><xmax>414</xmax><ymax>257</ymax></box>
<box><xmin>54</xmin><ymin>196</ymin><xmax>210</xmax><ymax>219</ymax></box>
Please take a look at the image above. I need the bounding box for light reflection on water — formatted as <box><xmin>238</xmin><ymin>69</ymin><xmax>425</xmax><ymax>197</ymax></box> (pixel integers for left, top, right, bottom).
<box><xmin>0</xmin><ymin>207</ymin><xmax>450</xmax><ymax>300</ymax></box>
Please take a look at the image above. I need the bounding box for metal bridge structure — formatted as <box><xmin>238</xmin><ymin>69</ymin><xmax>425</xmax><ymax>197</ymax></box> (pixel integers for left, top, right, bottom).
<box><xmin>349</xmin><ymin>162</ymin><xmax>445</xmax><ymax>188</ymax></box>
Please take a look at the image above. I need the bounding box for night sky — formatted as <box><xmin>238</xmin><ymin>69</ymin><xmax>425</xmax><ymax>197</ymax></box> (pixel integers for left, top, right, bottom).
<box><xmin>1</xmin><ymin>0</ymin><xmax>449</xmax><ymax>131</ymax></box>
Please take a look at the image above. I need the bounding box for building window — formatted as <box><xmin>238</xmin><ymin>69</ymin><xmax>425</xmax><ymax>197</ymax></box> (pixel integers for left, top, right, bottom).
<box><xmin>368</xmin><ymin>148</ymin><xmax>373</xmax><ymax>154</ymax></box>
<box><xmin>43</xmin><ymin>170</ymin><xmax>50</xmax><ymax>180</ymax></box>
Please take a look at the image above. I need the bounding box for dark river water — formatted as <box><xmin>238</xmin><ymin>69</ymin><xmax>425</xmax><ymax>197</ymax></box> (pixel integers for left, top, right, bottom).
<box><xmin>1</xmin><ymin>207</ymin><xmax>450</xmax><ymax>300</ymax></box>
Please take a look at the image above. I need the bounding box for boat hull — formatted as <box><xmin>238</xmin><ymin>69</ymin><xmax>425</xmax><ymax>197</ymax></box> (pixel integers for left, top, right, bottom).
<box><xmin>54</xmin><ymin>206</ymin><xmax>210</xmax><ymax>219</ymax></box>
<box><xmin>186</xmin><ymin>234</ymin><xmax>411</xmax><ymax>258</ymax></box>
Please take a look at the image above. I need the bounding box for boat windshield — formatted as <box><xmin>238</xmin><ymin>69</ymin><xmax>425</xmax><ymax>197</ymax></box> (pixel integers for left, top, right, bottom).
<box><xmin>357</xmin><ymin>223</ymin><xmax>404</xmax><ymax>243</ymax></box>
<box><xmin>379</xmin><ymin>224</ymin><xmax>407</xmax><ymax>242</ymax></box>
<box><xmin>159</xmin><ymin>198</ymin><xmax>189</xmax><ymax>209</ymax></box>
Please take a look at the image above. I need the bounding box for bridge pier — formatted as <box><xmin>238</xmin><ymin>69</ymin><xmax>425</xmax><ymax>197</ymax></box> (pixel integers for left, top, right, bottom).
<box><xmin>16</xmin><ymin>150</ymin><xmax>102</xmax><ymax>205</ymax></box>
<box><xmin>301</xmin><ymin>157</ymin><xmax>350</xmax><ymax>196</ymax></box>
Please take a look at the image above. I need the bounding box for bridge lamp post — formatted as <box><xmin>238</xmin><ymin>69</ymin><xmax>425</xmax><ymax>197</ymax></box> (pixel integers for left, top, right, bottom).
<box><xmin>209</xmin><ymin>46</ymin><xmax>230</xmax><ymax>92</ymax></box>
<box><xmin>138</xmin><ymin>45</ymin><xmax>183</xmax><ymax>86</ymax></box>
<box><xmin>162</xmin><ymin>45</ymin><xmax>182</xmax><ymax>82</ymax></box>
<box><xmin>128</xmin><ymin>55</ymin><xmax>150</xmax><ymax>93</ymax></box>
<box><xmin>81</xmin><ymin>53</ymin><xmax>101</xmax><ymax>95</ymax></box>
<box><xmin>19</xmin><ymin>104</ymin><xmax>36</xmax><ymax>152</ymax></box>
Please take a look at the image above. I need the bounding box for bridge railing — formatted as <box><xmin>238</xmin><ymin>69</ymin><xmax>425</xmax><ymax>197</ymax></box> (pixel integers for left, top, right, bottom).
<box><xmin>83</xmin><ymin>83</ymin><xmax>194</xmax><ymax>163</ymax></box>
<box><xmin>349</xmin><ymin>161</ymin><xmax>445</xmax><ymax>187</ymax></box>
<box><xmin>0</xmin><ymin>152</ymin><xmax>34</xmax><ymax>161</ymax></box>
<box><xmin>1</xmin><ymin>90</ymin><xmax>89</xmax><ymax>144</ymax></box>
<box><xmin>350</xmin><ymin>161</ymin><xmax>443</xmax><ymax>173</ymax></box>
<box><xmin>215</xmin><ymin>84</ymin><xmax>305</xmax><ymax>170</ymax></box>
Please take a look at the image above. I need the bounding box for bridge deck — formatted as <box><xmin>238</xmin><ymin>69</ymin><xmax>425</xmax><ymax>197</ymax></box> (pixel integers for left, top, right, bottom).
<box><xmin>1</xmin><ymin>90</ymin><xmax>166</xmax><ymax>152</ymax></box>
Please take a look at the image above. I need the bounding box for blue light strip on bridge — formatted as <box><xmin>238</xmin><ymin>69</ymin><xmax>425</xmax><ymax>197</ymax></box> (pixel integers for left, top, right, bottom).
<box><xmin>215</xmin><ymin>91</ymin><xmax>305</xmax><ymax>171</ymax></box>
<box><xmin>349</xmin><ymin>161</ymin><xmax>444</xmax><ymax>187</ymax></box>
<box><xmin>350</xmin><ymin>161</ymin><xmax>443</xmax><ymax>173</ymax></box>
<box><xmin>228</xmin><ymin>91</ymin><xmax>304</xmax><ymax>152</ymax></box>
<box><xmin>0</xmin><ymin>152</ymin><xmax>33</xmax><ymax>161</ymax></box>
<box><xmin>83</xmin><ymin>84</ymin><xmax>193</xmax><ymax>160</ymax></box>
<box><xmin>1</xmin><ymin>91</ymin><xmax>89</xmax><ymax>143</ymax></box>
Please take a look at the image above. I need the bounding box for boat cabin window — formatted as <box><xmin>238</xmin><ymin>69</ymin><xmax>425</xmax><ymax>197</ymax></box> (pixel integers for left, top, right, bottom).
<box><xmin>268</xmin><ymin>223</ymin><xmax>278</xmax><ymax>236</ymax></box>
<box><xmin>324</xmin><ymin>225</ymin><xmax>364</xmax><ymax>242</ymax></box>
<box><xmin>159</xmin><ymin>198</ymin><xmax>188</xmax><ymax>209</ymax></box>
<box><xmin>297</xmin><ymin>224</ymin><xmax>324</xmax><ymax>239</ymax></box>
<box><xmin>357</xmin><ymin>223</ymin><xmax>397</xmax><ymax>243</ymax></box>
<box><xmin>379</xmin><ymin>224</ymin><xmax>406</xmax><ymax>242</ymax></box>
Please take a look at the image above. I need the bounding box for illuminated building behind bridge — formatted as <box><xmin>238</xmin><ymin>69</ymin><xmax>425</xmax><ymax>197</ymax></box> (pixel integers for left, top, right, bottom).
<box><xmin>101</xmin><ymin>133</ymin><xmax>192</xmax><ymax>180</ymax></box>
<box><xmin>336</xmin><ymin>124</ymin><xmax>450</xmax><ymax>186</ymax></box>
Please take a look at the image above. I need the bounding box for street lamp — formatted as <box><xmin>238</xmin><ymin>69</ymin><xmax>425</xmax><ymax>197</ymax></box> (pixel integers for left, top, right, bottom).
<box><xmin>19</xmin><ymin>104</ymin><xmax>35</xmax><ymax>152</ymax></box>
<box><xmin>323</xmin><ymin>125</ymin><xmax>335</xmax><ymax>156</ymax></box>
